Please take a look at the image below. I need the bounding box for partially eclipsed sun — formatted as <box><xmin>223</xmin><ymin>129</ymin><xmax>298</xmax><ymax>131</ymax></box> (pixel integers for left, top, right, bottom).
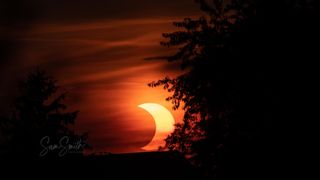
<box><xmin>138</xmin><ymin>103</ymin><xmax>175</xmax><ymax>151</ymax></box>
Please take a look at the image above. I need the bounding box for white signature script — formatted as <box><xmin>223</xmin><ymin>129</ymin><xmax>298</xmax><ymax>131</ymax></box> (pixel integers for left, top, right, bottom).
<box><xmin>39</xmin><ymin>136</ymin><xmax>86</xmax><ymax>157</ymax></box>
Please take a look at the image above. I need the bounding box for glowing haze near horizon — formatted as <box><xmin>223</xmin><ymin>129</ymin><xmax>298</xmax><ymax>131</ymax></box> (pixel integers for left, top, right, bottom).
<box><xmin>0</xmin><ymin>0</ymin><xmax>201</xmax><ymax>153</ymax></box>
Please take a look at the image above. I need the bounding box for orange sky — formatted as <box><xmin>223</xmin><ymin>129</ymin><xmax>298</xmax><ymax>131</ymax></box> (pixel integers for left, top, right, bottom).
<box><xmin>14</xmin><ymin>18</ymin><xmax>186</xmax><ymax>153</ymax></box>
<box><xmin>0</xmin><ymin>1</ymin><xmax>202</xmax><ymax>153</ymax></box>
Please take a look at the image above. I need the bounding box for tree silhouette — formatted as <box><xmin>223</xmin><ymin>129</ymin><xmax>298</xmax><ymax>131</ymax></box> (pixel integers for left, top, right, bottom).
<box><xmin>1</xmin><ymin>69</ymin><xmax>88</xmax><ymax>157</ymax></box>
<box><xmin>149</xmin><ymin>0</ymin><xmax>318</xmax><ymax>179</ymax></box>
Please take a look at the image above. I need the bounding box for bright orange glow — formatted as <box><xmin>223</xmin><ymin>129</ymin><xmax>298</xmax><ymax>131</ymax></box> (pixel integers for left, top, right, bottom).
<box><xmin>11</xmin><ymin>17</ymin><xmax>186</xmax><ymax>153</ymax></box>
<box><xmin>138</xmin><ymin>103</ymin><xmax>175</xmax><ymax>151</ymax></box>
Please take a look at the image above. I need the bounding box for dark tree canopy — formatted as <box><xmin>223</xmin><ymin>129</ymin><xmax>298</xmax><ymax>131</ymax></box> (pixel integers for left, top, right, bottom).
<box><xmin>149</xmin><ymin>0</ymin><xmax>318</xmax><ymax>179</ymax></box>
<box><xmin>0</xmin><ymin>69</ymin><xmax>88</xmax><ymax>157</ymax></box>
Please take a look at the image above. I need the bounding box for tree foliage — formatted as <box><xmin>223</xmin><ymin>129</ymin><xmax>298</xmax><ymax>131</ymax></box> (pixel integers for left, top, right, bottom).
<box><xmin>150</xmin><ymin>0</ymin><xmax>320</xmax><ymax>178</ymax></box>
<box><xmin>1</xmin><ymin>69</ymin><xmax>88</xmax><ymax>157</ymax></box>
<box><xmin>148</xmin><ymin>0</ymin><xmax>305</xmax><ymax>179</ymax></box>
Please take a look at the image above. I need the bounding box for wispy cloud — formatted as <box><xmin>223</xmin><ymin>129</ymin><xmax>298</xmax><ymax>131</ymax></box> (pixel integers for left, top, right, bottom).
<box><xmin>4</xmin><ymin>16</ymin><xmax>187</xmax><ymax>153</ymax></box>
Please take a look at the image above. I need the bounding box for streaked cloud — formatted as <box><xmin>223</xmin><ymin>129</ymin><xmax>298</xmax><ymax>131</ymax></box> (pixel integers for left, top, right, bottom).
<box><xmin>0</xmin><ymin>0</ymin><xmax>200</xmax><ymax>153</ymax></box>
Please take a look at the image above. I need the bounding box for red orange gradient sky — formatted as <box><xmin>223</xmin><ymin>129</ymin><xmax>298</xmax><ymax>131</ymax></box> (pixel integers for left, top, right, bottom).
<box><xmin>0</xmin><ymin>0</ymin><xmax>202</xmax><ymax>153</ymax></box>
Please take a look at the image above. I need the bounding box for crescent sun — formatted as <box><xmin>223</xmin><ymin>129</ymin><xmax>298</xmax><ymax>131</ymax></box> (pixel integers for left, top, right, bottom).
<box><xmin>138</xmin><ymin>103</ymin><xmax>175</xmax><ymax>151</ymax></box>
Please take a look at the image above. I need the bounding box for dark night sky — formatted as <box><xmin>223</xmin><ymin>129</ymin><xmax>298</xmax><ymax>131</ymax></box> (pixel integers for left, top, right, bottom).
<box><xmin>0</xmin><ymin>0</ymin><xmax>202</xmax><ymax>153</ymax></box>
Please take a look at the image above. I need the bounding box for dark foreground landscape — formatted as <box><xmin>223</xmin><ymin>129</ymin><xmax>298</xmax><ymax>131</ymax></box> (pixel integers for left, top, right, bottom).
<box><xmin>2</xmin><ymin>152</ymin><xmax>203</xmax><ymax>180</ymax></box>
